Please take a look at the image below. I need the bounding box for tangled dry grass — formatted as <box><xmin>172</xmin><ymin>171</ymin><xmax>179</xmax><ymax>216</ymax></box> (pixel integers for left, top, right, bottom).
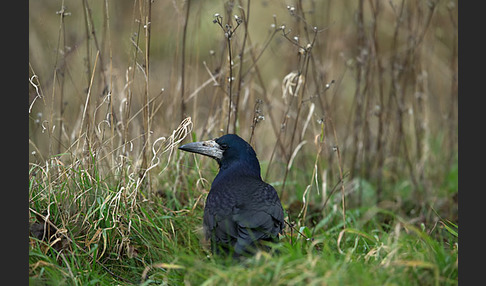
<box><xmin>29</xmin><ymin>1</ymin><xmax>457</xmax><ymax>284</ymax></box>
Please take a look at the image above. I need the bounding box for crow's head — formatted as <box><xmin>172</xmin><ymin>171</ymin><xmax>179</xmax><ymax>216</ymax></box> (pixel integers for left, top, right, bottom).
<box><xmin>179</xmin><ymin>134</ymin><xmax>260</xmax><ymax>176</ymax></box>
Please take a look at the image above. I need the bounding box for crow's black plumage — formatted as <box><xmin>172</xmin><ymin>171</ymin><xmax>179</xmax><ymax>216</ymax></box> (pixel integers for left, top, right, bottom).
<box><xmin>179</xmin><ymin>134</ymin><xmax>284</xmax><ymax>258</ymax></box>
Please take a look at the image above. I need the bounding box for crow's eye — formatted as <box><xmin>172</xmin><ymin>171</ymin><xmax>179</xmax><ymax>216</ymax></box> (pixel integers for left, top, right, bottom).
<box><xmin>220</xmin><ymin>143</ymin><xmax>229</xmax><ymax>150</ymax></box>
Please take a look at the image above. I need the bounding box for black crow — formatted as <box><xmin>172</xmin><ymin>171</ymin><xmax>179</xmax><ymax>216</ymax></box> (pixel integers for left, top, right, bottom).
<box><xmin>179</xmin><ymin>134</ymin><xmax>284</xmax><ymax>258</ymax></box>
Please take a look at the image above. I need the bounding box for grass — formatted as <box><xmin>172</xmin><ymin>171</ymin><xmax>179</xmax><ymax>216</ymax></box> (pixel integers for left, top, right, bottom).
<box><xmin>29</xmin><ymin>158</ymin><xmax>457</xmax><ymax>285</ymax></box>
<box><xmin>29</xmin><ymin>0</ymin><xmax>457</xmax><ymax>285</ymax></box>
<box><xmin>28</xmin><ymin>143</ymin><xmax>458</xmax><ymax>285</ymax></box>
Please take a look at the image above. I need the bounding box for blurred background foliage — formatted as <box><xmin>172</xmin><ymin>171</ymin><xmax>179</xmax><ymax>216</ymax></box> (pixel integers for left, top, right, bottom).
<box><xmin>29</xmin><ymin>0</ymin><xmax>457</xmax><ymax>222</ymax></box>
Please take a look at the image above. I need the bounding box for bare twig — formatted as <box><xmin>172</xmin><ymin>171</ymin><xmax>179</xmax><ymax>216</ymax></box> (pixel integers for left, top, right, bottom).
<box><xmin>180</xmin><ymin>0</ymin><xmax>191</xmax><ymax>122</ymax></box>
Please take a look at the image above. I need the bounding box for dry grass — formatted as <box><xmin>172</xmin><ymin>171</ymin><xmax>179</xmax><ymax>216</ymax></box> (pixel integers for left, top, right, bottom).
<box><xmin>29</xmin><ymin>0</ymin><xmax>457</xmax><ymax>284</ymax></box>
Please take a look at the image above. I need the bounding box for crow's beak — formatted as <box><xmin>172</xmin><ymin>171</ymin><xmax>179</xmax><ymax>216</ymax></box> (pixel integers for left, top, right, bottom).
<box><xmin>179</xmin><ymin>139</ymin><xmax>224</xmax><ymax>161</ymax></box>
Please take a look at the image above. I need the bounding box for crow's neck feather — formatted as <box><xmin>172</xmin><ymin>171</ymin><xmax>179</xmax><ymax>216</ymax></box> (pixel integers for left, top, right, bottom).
<box><xmin>214</xmin><ymin>159</ymin><xmax>262</xmax><ymax>187</ymax></box>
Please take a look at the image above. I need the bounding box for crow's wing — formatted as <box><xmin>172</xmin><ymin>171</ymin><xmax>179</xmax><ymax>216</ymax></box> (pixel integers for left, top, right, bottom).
<box><xmin>203</xmin><ymin>179</ymin><xmax>284</xmax><ymax>255</ymax></box>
